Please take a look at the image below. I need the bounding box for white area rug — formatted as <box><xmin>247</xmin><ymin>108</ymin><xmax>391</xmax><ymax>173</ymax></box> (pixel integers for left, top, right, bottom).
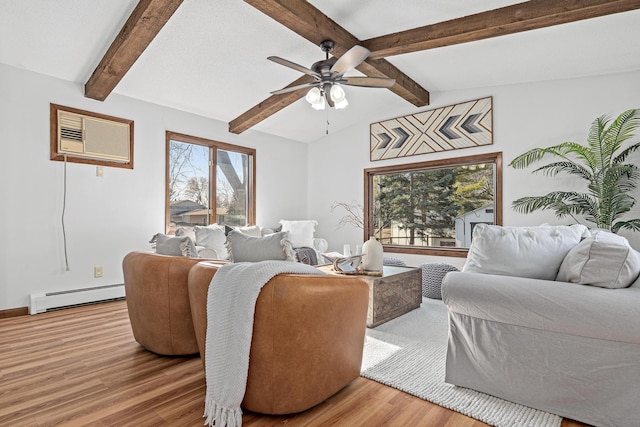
<box><xmin>361</xmin><ymin>298</ymin><xmax>562</xmax><ymax>427</ymax></box>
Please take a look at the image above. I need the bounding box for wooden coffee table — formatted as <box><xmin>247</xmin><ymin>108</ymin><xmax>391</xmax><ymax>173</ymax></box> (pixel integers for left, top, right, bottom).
<box><xmin>316</xmin><ymin>264</ymin><xmax>422</xmax><ymax>327</ymax></box>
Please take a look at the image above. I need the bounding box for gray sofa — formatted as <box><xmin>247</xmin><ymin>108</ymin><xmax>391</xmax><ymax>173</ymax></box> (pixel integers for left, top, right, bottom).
<box><xmin>441</xmin><ymin>224</ymin><xmax>640</xmax><ymax>427</ymax></box>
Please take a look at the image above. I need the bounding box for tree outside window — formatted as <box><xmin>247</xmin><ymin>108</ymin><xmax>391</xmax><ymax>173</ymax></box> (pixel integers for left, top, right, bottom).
<box><xmin>365</xmin><ymin>152</ymin><xmax>502</xmax><ymax>257</ymax></box>
<box><xmin>165</xmin><ymin>132</ymin><xmax>255</xmax><ymax>233</ymax></box>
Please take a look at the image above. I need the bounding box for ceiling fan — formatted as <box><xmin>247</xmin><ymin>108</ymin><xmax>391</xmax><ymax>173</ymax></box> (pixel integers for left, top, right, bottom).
<box><xmin>268</xmin><ymin>40</ymin><xmax>396</xmax><ymax>109</ymax></box>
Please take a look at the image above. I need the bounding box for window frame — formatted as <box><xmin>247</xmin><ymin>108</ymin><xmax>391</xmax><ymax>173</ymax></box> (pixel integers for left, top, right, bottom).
<box><xmin>364</xmin><ymin>152</ymin><xmax>502</xmax><ymax>258</ymax></box>
<box><xmin>165</xmin><ymin>131</ymin><xmax>256</xmax><ymax>233</ymax></box>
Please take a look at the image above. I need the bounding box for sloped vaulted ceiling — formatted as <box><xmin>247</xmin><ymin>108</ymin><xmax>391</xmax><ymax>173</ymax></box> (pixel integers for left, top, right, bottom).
<box><xmin>79</xmin><ymin>0</ymin><xmax>640</xmax><ymax>140</ymax></box>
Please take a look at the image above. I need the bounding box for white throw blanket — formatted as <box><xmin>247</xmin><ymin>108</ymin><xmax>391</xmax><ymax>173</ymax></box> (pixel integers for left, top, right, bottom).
<box><xmin>204</xmin><ymin>260</ymin><xmax>324</xmax><ymax>427</ymax></box>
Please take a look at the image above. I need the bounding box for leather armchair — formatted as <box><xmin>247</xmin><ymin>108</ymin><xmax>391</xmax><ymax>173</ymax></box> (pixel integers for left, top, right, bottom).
<box><xmin>188</xmin><ymin>261</ymin><xmax>369</xmax><ymax>415</ymax></box>
<box><xmin>122</xmin><ymin>251</ymin><xmax>225</xmax><ymax>355</ymax></box>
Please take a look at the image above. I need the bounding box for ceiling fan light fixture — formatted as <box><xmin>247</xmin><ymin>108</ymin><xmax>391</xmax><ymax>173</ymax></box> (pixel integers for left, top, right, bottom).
<box><xmin>306</xmin><ymin>87</ymin><xmax>325</xmax><ymax>110</ymax></box>
<box><xmin>330</xmin><ymin>84</ymin><xmax>348</xmax><ymax>109</ymax></box>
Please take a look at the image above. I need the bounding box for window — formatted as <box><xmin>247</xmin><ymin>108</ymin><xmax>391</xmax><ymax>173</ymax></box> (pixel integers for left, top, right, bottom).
<box><xmin>166</xmin><ymin>132</ymin><xmax>256</xmax><ymax>233</ymax></box>
<box><xmin>364</xmin><ymin>152</ymin><xmax>502</xmax><ymax>257</ymax></box>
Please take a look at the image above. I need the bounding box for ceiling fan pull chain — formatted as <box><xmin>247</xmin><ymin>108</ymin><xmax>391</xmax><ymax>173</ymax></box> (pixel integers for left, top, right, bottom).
<box><xmin>326</xmin><ymin>108</ymin><xmax>330</xmax><ymax>135</ymax></box>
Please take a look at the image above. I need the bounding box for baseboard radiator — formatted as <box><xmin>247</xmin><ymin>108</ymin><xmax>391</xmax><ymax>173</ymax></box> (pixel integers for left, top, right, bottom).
<box><xmin>29</xmin><ymin>284</ymin><xmax>125</xmax><ymax>314</ymax></box>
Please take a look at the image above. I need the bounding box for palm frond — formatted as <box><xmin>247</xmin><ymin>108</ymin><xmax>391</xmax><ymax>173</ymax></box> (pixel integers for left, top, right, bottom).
<box><xmin>603</xmin><ymin>164</ymin><xmax>639</xmax><ymax>192</ymax></box>
<box><xmin>532</xmin><ymin>161</ymin><xmax>592</xmax><ymax>180</ymax></box>
<box><xmin>612</xmin><ymin>219</ymin><xmax>640</xmax><ymax>233</ymax></box>
<box><xmin>610</xmin><ymin>191</ymin><xmax>636</xmax><ymax>211</ymax></box>
<box><xmin>587</xmin><ymin>115</ymin><xmax>610</xmax><ymax>170</ymax></box>
<box><xmin>614</xmin><ymin>141</ymin><xmax>640</xmax><ymax>164</ymax></box>
<box><xmin>512</xmin><ymin>110</ymin><xmax>640</xmax><ymax>234</ymax></box>
<box><xmin>512</xmin><ymin>191</ymin><xmax>595</xmax><ymax>215</ymax></box>
<box><xmin>552</xmin><ymin>192</ymin><xmax>598</xmax><ymax>219</ymax></box>
<box><xmin>602</xmin><ymin>109</ymin><xmax>640</xmax><ymax>158</ymax></box>
<box><xmin>509</xmin><ymin>142</ymin><xmax>595</xmax><ymax>169</ymax></box>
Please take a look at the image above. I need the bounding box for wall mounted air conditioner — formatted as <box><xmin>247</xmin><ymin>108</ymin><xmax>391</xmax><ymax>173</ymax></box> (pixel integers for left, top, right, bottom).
<box><xmin>50</xmin><ymin>104</ymin><xmax>134</xmax><ymax>169</ymax></box>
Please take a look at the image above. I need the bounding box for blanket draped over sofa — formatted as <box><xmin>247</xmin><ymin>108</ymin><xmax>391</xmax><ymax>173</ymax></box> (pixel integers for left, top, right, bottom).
<box><xmin>203</xmin><ymin>260</ymin><xmax>323</xmax><ymax>427</ymax></box>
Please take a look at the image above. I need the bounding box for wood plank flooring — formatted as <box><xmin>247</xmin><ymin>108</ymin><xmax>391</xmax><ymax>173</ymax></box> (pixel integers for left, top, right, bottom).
<box><xmin>0</xmin><ymin>301</ymin><xmax>590</xmax><ymax>426</ymax></box>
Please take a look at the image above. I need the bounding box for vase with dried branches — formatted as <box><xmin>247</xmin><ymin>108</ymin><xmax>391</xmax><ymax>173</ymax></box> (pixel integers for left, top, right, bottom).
<box><xmin>331</xmin><ymin>200</ymin><xmax>365</xmax><ymax>231</ymax></box>
<box><xmin>332</xmin><ymin>200</ymin><xmax>384</xmax><ymax>270</ymax></box>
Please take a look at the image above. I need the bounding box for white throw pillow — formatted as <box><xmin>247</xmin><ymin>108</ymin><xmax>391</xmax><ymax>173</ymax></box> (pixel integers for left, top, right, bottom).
<box><xmin>224</xmin><ymin>224</ymin><xmax>263</xmax><ymax>237</ymax></box>
<box><xmin>175</xmin><ymin>226</ymin><xmax>196</xmax><ymax>242</ymax></box>
<box><xmin>236</xmin><ymin>225</ymin><xmax>262</xmax><ymax>237</ymax></box>
<box><xmin>279</xmin><ymin>219</ymin><xmax>317</xmax><ymax>248</ymax></box>
<box><xmin>194</xmin><ymin>224</ymin><xmax>229</xmax><ymax>259</ymax></box>
<box><xmin>557</xmin><ymin>230</ymin><xmax>640</xmax><ymax>288</ymax></box>
<box><xmin>463</xmin><ymin>224</ymin><xmax>589</xmax><ymax>280</ymax></box>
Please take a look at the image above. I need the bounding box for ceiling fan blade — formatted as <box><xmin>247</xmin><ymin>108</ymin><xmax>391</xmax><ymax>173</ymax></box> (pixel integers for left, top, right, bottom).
<box><xmin>340</xmin><ymin>76</ymin><xmax>396</xmax><ymax>88</ymax></box>
<box><xmin>268</xmin><ymin>56</ymin><xmax>320</xmax><ymax>78</ymax></box>
<box><xmin>330</xmin><ymin>45</ymin><xmax>370</xmax><ymax>75</ymax></box>
<box><xmin>270</xmin><ymin>82</ymin><xmax>317</xmax><ymax>95</ymax></box>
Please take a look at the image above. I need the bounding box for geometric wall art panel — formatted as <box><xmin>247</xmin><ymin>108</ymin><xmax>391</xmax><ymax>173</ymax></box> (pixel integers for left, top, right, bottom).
<box><xmin>370</xmin><ymin>96</ymin><xmax>493</xmax><ymax>161</ymax></box>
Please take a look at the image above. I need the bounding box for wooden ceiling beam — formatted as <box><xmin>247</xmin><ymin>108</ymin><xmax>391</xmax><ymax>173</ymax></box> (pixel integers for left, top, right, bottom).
<box><xmin>364</xmin><ymin>0</ymin><xmax>640</xmax><ymax>59</ymax></box>
<box><xmin>230</xmin><ymin>0</ymin><xmax>431</xmax><ymax>134</ymax></box>
<box><xmin>84</xmin><ymin>0</ymin><xmax>183</xmax><ymax>101</ymax></box>
<box><xmin>228</xmin><ymin>75</ymin><xmax>315</xmax><ymax>134</ymax></box>
<box><xmin>244</xmin><ymin>0</ymin><xmax>354</xmax><ymax>53</ymax></box>
<box><xmin>242</xmin><ymin>0</ymin><xmax>431</xmax><ymax>103</ymax></box>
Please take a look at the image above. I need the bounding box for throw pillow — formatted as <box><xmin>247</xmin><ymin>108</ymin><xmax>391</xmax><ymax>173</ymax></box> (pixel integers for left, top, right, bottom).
<box><xmin>152</xmin><ymin>233</ymin><xmax>198</xmax><ymax>258</ymax></box>
<box><xmin>556</xmin><ymin>230</ymin><xmax>640</xmax><ymax>288</ymax></box>
<box><xmin>226</xmin><ymin>230</ymin><xmax>295</xmax><ymax>263</ymax></box>
<box><xmin>224</xmin><ymin>224</ymin><xmax>262</xmax><ymax>237</ymax></box>
<box><xmin>175</xmin><ymin>226</ymin><xmax>196</xmax><ymax>242</ymax></box>
<box><xmin>463</xmin><ymin>224</ymin><xmax>589</xmax><ymax>280</ymax></box>
<box><xmin>196</xmin><ymin>247</ymin><xmax>219</xmax><ymax>259</ymax></box>
<box><xmin>279</xmin><ymin>219</ymin><xmax>317</xmax><ymax>248</ymax></box>
<box><xmin>194</xmin><ymin>224</ymin><xmax>229</xmax><ymax>259</ymax></box>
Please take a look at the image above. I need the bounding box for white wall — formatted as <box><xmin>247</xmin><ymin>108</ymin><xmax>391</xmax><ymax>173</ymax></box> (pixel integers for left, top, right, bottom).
<box><xmin>0</xmin><ymin>63</ymin><xmax>309</xmax><ymax>310</ymax></box>
<box><xmin>309</xmin><ymin>70</ymin><xmax>640</xmax><ymax>268</ymax></box>
<box><xmin>2</xmin><ymin>65</ymin><xmax>639</xmax><ymax>310</ymax></box>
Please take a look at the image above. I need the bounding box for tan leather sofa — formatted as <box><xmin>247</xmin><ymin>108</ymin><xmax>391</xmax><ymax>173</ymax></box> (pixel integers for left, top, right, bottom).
<box><xmin>122</xmin><ymin>251</ymin><xmax>225</xmax><ymax>356</ymax></box>
<box><xmin>188</xmin><ymin>261</ymin><xmax>369</xmax><ymax>415</ymax></box>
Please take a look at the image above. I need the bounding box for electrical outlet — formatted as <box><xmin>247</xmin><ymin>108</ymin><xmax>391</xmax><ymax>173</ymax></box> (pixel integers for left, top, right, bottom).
<box><xmin>94</xmin><ymin>266</ymin><xmax>103</xmax><ymax>278</ymax></box>
<box><xmin>96</xmin><ymin>166</ymin><xmax>104</xmax><ymax>177</ymax></box>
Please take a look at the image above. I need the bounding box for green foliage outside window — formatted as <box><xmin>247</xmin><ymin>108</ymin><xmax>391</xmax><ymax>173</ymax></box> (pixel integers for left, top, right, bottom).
<box><xmin>365</xmin><ymin>152</ymin><xmax>502</xmax><ymax>255</ymax></box>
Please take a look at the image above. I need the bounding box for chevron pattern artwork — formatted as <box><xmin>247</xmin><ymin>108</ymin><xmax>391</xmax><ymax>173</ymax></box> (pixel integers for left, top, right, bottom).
<box><xmin>370</xmin><ymin>97</ymin><xmax>493</xmax><ymax>161</ymax></box>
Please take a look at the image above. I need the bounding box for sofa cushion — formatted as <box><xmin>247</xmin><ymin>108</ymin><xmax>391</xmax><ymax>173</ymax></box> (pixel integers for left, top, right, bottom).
<box><xmin>463</xmin><ymin>224</ymin><xmax>589</xmax><ymax>280</ymax></box>
<box><xmin>227</xmin><ymin>230</ymin><xmax>295</xmax><ymax>263</ymax></box>
<box><xmin>194</xmin><ymin>224</ymin><xmax>228</xmax><ymax>259</ymax></box>
<box><xmin>557</xmin><ymin>230</ymin><xmax>640</xmax><ymax>288</ymax></box>
<box><xmin>279</xmin><ymin>220</ymin><xmax>317</xmax><ymax>248</ymax></box>
<box><xmin>153</xmin><ymin>233</ymin><xmax>198</xmax><ymax>258</ymax></box>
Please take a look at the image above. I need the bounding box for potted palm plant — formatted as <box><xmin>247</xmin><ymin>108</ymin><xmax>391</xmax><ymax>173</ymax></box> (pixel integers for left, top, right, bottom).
<box><xmin>509</xmin><ymin>109</ymin><xmax>640</xmax><ymax>233</ymax></box>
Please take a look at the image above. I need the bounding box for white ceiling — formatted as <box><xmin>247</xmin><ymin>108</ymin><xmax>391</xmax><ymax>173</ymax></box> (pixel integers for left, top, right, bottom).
<box><xmin>2</xmin><ymin>0</ymin><xmax>640</xmax><ymax>143</ymax></box>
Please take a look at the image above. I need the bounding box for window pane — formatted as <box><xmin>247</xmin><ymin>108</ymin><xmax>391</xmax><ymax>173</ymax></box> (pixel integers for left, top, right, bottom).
<box><xmin>366</xmin><ymin>152</ymin><xmax>502</xmax><ymax>256</ymax></box>
<box><xmin>217</xmin><ymin>149</ymin><xmax>250</xmax><ymax>226</ymax></box>
<box><xmin>165</xmin><ymin>132</ymin><xmax>256</xmax><ymax>233</ymax></box>
<box><xmin>168</xmin><ymin>140</ymin><xmax>211</xmax><ymax>228</ymax></box>
<box><xmin>373</xmin><ymin>163</ymin><xmax>495</xmax><ymax>248</ymax></box>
